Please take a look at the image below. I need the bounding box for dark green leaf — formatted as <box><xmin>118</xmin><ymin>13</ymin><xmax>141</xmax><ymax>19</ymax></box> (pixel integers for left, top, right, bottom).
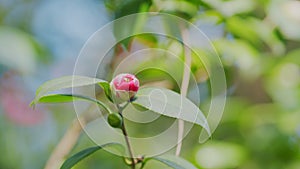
<box><xmin>38</xmin><ymin>94</ymin><xmax>81</xmax><ymax>103</ymax></box>
<box><xmin>38</xmin><ymin>94</ymin><xmax>112</xmax><ymax>114</ymax></box>
<box><xmin>60</xmin><ymin>143</ymin><xmax>124</xmax><ymax>169</ymax></box>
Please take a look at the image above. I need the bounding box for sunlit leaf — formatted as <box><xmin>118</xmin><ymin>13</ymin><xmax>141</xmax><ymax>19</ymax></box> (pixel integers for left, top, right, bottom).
<box><xmin>132</xmin><ymin>87</ymin><xmax>211</xmax><ymax>136</ymax></box>
<box><xmin>226</xmin><ymin>16</ymin><xmax>261</xmax><ymax>46</ymax></box>
<box><xmin>60</xmin><ymin>143</ymin><xmax>124</xmax><ymax>169</ymax></box>
<box><xmin>98</xmin><ymin>81</ymin><xmax>113</xmax><ymax>102</ymax></box>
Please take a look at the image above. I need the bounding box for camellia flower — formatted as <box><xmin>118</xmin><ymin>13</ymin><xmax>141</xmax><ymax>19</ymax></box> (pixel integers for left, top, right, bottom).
<box><xmin>110</xmin><ymin>73</ymin><xmax>139</xmax><ymax>103</ymax></box>
<box><xmin>0</xmin><ymin>72</ymin><xmax>45</xmax><ymax>126</ymax></box>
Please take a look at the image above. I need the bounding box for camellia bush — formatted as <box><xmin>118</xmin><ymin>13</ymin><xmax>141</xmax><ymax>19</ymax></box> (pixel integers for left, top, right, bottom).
<box><xmin>31</xmin><ymin>73</ymin><xmax>211</xmax><ymax>169</ymax></box>
<box><xmin>0</xmin><ymin>0</ymin><xmax>295</xmax><ymax>169</ymax></box>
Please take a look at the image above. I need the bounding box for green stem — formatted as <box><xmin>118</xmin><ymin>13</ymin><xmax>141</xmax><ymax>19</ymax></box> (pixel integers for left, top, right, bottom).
<box><xmin>140</xmin><ymin>160</ymin><xmax>147</xmax><ymax>169</ymax></box>
<box><xmin>118</xmin><ymin>103</ymin><xmax>135</xmax><ymax>169</ymax></box>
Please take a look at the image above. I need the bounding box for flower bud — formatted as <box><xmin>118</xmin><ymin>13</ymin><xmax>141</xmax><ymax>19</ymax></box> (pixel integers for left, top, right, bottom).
<box><xmin>110</xmin><ymin>73</ymin><xmax>139</xmax><ymax>103</ymax></box>
<box><xmin>107</xmin><ymin>113</ymin><xmax>123</xmax><ymax>128</ymax></box>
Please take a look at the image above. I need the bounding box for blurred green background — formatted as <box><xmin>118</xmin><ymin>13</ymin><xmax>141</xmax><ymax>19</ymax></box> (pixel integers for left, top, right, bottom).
<box><xmin>0</xmin><ymin>0</ymin><xmax>299</xmax><ymax>169</ymax></box>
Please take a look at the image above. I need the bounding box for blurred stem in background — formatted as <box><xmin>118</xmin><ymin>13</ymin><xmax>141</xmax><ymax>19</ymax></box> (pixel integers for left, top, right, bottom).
<box><xmin>176</xmin><ymin>23</ymin><xmax>192</xmax><ymax>156</ymax></box>
<box><xmin>43</xmin><ymin>104</ymin><xmax>99</xmax><ymax>169</ymax></box>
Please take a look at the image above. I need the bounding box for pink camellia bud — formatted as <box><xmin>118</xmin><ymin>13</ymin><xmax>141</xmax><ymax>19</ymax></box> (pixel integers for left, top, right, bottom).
<box><xmin>110</xmin><ymin>73</ymin><xmax>139</xmax><ymax>103</ymax></box>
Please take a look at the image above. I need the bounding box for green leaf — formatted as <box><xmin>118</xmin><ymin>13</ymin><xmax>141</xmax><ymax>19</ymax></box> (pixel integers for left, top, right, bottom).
<box><xmin>132</xmin><ymin>87</ymin><xmax>211</xmax><ymax>136</ymax></box>
<box><xmin>98</xmin><ymin>81</ymin><xmax>113</xmax><ymax>102</ymax></box>
<box><xmin>38</xmin><ymin>94</ymin><xmax>112</xmax><ymax>114</ymax></box>
<box><xmin>226</xmin><ymin>16</ymin><xmax>261</xmax><ymax>46</ymax></box>
<box><xmin>31</xmin><ymin>76</ymin><xmax>106</xmax><ymax>106</ymax></box>
<box><xmin>38</xmin><ymin>94</ymin><xmax>82</xmax><ymax>103</ymax></box>
<box><xmin>61</xmin><ymin>143</ymin><xmax>124</xmax><ymax>169</ymax></box>
<box><xmin>143</xmin><ymin>155</ymin><xmax>198</xmax><ymax>169</ymax></box>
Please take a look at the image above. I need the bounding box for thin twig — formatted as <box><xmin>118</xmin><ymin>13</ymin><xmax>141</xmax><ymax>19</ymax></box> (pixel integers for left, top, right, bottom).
<box><xmin>121</xmin><ymin>121</ymin><xmax>135</xmax><ymax>169</ymax></box>
<box><xmin>175</xmin><ymin>23</ymin><xmax>192</xmax><ymax>156</ymax></box>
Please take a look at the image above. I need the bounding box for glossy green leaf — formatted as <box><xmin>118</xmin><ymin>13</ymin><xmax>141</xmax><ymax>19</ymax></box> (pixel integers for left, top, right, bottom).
<box><xmin>98</xmin><ymin>81</ymin><xmax>113</xmax><ymax>102</ymax></box>
<box><xmin>38</xmin><ymin>94</ymin><xmax>112</xmax><ymax>114</ymax></box>
<box><xmin>38</xmin><ymin>94</ymin><xmax>82</xmax><ymax>103</ymax></box>
<box><xmin>60</xmin><ymin>143</ymin><xmax>124</xmax><ymax>169</ymax></box>
<box><xmin>143</xmin><ymin>155</ymin><xmax>198</xmax><ymax>169</ymax></box>
<box><xmin>132</xmin><ymin>87</ymin><xmax>211</xmax><ymax>136</ymax></box>
<box><xmin>31</xmin><ymin>76</ymin><xmax>106</xmax><ymax>106</ymax></box>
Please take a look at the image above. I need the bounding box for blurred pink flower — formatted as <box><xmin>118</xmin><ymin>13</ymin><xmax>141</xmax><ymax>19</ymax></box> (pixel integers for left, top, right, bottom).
<box><xmin>0</xmin><ymin>72</ymin><xmax>44</xmax><ymax>126</ymax></box>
